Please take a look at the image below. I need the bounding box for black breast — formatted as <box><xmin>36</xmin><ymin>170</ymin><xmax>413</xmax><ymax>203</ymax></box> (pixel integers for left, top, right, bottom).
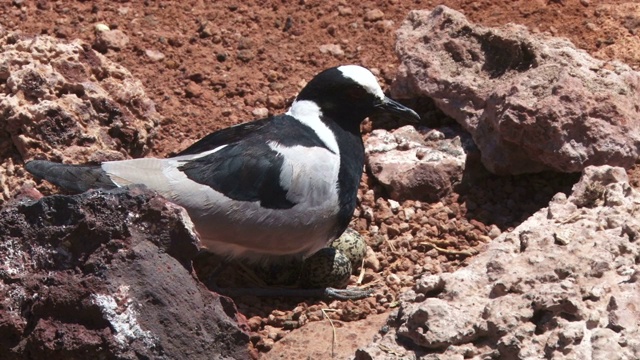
<box><xmin>324</xmin><ymin>121</ymin><xmax>365</xmax><ymax>238</ymax></box>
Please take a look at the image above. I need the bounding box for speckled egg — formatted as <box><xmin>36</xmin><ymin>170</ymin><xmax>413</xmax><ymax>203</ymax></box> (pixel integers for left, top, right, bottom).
<box><xmin>299</xmin><ymin>248</ymin><xmax>352</xmax><ymax>288</ymax></box>
<box><xmin>329</xmin><ymin>228</ymin><xmax>367</xmax><ymax>271</ymax></box>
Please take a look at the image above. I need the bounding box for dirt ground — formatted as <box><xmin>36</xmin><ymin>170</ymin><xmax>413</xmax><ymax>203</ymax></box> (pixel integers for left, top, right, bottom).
<box><xmin>2</xmin><ymin>0</ymin><xmax>639</xmax><ymax>358</ymax></box>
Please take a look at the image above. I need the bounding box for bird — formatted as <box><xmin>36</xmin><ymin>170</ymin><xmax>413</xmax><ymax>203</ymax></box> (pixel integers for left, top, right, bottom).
<box><xmin>25</xmin><ymin>65</ymin><xmax>420</xmax><ymax>263</ymax></box>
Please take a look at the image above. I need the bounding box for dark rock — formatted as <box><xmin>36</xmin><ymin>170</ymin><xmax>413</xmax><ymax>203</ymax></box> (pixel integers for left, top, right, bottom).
<box><xmin>0</xmin><ymin>187</ymin><xmax>251</xmax><ymax>359</ymax></box>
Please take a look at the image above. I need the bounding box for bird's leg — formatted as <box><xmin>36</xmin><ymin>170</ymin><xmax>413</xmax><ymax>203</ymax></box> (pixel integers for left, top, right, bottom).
<box><xmin>216</xmin><ymin>286</ymin><xmax>373</xmax><ymax>300</ymax></box>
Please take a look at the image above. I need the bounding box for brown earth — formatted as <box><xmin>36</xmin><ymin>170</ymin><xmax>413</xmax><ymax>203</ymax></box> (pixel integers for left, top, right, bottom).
<box><xmin>2</xmin><ymin>0</ymin><xmax>640</xmax><ymax>359</ymax></box>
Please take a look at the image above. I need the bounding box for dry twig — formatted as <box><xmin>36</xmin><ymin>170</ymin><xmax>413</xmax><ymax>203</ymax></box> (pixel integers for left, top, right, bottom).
<box><xmin>419</xmin><ymin>241</ymin><xmax>478</xmax><ymax>257</ymax></box>
<box><xmin>321</xmin><ymin>308</ymin><xmax>338</xmax><ymax>358</ymax></box>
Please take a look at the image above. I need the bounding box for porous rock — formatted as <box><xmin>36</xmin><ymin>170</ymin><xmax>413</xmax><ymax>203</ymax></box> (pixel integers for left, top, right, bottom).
<box><xmin>365</xmin><ymin>125</ymin><xmax>475</xmax><ymax>201</ymax></box>
<box><xmin>0</xmin><ymin>187</ymin><xmax>250</xmax><ymax>360</ymax></box>
<box><xmin>356</xmin><ymin>166</ymin><xmax>640</xmax><ymax>359</ymax></box>
<box><xmin>0</xmin><ymin>28</ymin><xmax>160</xmax><ymax>203</ymax></box>
<box><xmin>392</xmin><ymin>6</ymin><xmax>640</xmax><ymax>175</ymax></box>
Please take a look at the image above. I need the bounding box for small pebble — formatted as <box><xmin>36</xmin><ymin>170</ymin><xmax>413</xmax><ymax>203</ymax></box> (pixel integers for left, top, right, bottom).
<box><xmin>94</xmin><ymin>23</ymin><xmax>110</xmax><ymax>32</ymax></box>
<box><xmin>267</xmin><ymin>95</ymin><xmax>285</xmax><ymax>109</ymax></box>
<box><xmin>338</xmin><ymin>6</ymin><xmax>352</xmax><ymax>16</ymax></box>
<box><xmin>185</xmin><ymin>82</ymin><xmax>203</xmax><ymax>98</ymax></box>
<box><xmin>364</xmin><ymin>9</ymin><xmax>384</xmax><ymax>22</ymax></box>
<box><xmin>318</xmin><ymin>44</ymin><xmax>344</xmax><ymax>57</ymax></box>
<box><xmin>488</xmin><ymin>225</ymin><xmax>501</xmax><ymax>239</ymax></box>
<box><xmin>363</xmin><ymin>247</ymin><xmax>381</xmax><ymax>271</ymax></box>
<box><xmin>93</xmin><ymin>29</ymin><xmax>129</xmax><ymax>52</ymax></box>
<box><xmin>257</xmin><ymin>338</ymin><xmax>274</xmax><ymax>351</ymax></box>
<box><xmin>237</xmin><ymin>49</ymin><xmax>255</xmax><ymax>63</ymax></box>
<box><xmin>145</xmin><ymin>49</ymin><xmax>165</xmax><ymax>62</ymax></box>
<box><xmin>388</xmin><ymin>199</ymin><xmax>400</xmax><ymax>213</ymax></box>
<box><xmin>252</xmin><ymin>107</ymin><xmax>269</xmax><ymax>118</ymax></box>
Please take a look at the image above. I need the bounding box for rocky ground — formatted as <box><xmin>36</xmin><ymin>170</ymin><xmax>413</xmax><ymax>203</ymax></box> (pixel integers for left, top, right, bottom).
<box><xmin>1</xmin><ymin>0</ymin><xmax>640</xmax><ymax>359</ymax></box>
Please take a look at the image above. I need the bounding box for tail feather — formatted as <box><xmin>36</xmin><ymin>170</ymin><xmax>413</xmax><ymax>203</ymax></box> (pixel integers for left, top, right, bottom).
<box><xmin>25</xmin><ymin>160</ymin><xmax>118</xmax><ymax>193</ymax></box>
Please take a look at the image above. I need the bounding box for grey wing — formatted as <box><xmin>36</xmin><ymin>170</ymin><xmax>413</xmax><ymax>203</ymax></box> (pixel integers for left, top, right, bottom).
<box><xmin>101</xmin><ymin>141</ymin><xmax>296</xmax><ymax>210</ymax></box>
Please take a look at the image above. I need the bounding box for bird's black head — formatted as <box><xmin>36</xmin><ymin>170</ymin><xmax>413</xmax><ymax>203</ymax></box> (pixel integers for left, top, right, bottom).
<box><xmin>293</xmin><ymin>65</ymin><xmax>420</xmax><ymax>134</ymax></box>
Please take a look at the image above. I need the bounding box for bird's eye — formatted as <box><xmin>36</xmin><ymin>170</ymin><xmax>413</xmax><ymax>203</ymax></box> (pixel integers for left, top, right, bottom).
<box><xmin>347</xmin><ymin>87</ymin><xmax>367</xmax><ymax>99</ymax></box>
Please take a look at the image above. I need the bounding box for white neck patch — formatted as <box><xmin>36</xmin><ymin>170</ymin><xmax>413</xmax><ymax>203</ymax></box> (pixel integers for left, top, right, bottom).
<box><xmin>286</xmin><ymin>100</ymin><xmax>340</xmax><ymax>155</ymax></box>
<box><xmin>337</xmin><ymin>65</ymin><xmax>385</xmax><ymax>99</ymax></box>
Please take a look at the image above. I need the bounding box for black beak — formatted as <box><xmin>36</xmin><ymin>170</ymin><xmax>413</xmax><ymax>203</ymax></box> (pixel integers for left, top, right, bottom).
<box><xmin>373</xmin><ymin>97</ymin><xmax>421</xmax><ymax>123</ymax></box>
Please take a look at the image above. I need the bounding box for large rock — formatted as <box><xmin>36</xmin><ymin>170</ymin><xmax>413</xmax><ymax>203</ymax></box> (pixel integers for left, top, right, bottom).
<box><xmin>0</xmin><ymin>187</ymin><xmax>250</xmax><ymax>359</ymax></box>
<box><xmin>356</xmin><ymin>165</ymin><xmax>640</xmax><ymax>359</ymax></box>
<box><xmin>392</xmin><ymin>6</ymin><xmax>640</xmax><ymax>175</ymax></box>
<box><xmin>365</xmin><ymin>125</ymin><xmax>477</xmax><ymax>202</ymax></box>
<box><xmin>0</xmin><ymin>27</ymin><xmax>160</xmax><ymax>203</ymax></box>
